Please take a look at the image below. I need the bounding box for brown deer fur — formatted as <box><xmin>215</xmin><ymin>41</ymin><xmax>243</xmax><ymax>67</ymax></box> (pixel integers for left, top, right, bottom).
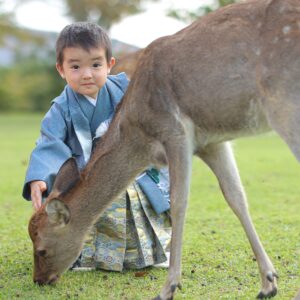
<box><xmin>111</xmin><ymin>49</ymin><xmax>143</xmax><ymax>78</ymax></box>
<box><xmin>28</xmin><ymin>0</ymin><xmax>300</xmax><ymax>298</ymax></box>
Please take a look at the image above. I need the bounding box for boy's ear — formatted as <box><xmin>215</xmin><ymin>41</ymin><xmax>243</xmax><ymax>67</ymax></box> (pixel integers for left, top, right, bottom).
<box><xmin>56</xmin><ymin>63</ymin><xmax>65</xmax><ymax>79</ymax></box>
<box><xmin>52</xmin><ymin>158</ymin><xmax>81</xmax><ymax>195</ymax></box>
<box><xmin>108</xmin><ymin>57</ymin><xmax>115</xmax><ymax>73</ymax></box>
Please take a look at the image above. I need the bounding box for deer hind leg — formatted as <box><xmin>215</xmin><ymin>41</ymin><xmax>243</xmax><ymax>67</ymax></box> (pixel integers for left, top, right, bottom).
<box><xmin>154</xmin><ymin>133</ymin><xmax>193</xmax><ymax>300</ymax></box>
<box><xmin>197</xmin><ymin>142</ymin><xmax>277</xmax><ymax>299</ymax></box>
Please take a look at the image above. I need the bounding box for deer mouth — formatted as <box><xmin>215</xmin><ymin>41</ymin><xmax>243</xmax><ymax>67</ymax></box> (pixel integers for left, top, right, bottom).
<box><xmin>48</xmin><ymin>274</ymin><xmax>59</xmax><ymax>284</ymax></box>
<box><xmin>34</xmin><ymin>274</ymin><xmax>59</xmax><ymax>285</ymax></box>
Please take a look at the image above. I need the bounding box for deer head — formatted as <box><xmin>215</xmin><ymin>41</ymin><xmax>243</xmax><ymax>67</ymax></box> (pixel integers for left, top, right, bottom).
<box><xmin>28</xmin><ymin>158</ymin><xmax>85</xmax><ymax>285</ymax></box>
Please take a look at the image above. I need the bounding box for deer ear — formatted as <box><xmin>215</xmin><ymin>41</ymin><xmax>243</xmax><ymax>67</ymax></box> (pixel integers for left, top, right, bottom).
<box><xmin>52</xmin><ymin>158</ymin><xmax>81</xmax><ymax>195</ymax></box>
<box><xmin>45</xmin><ymin>199</ymin><xmax>70</xmax><ymax>227</ymax></box>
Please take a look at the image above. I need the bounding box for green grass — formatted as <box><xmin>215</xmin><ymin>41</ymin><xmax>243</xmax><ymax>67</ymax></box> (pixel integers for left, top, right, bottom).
<box><xmin>0</xmin><ymin>113</ymin><xmax>299</xmax><ymax>300</ymax></box>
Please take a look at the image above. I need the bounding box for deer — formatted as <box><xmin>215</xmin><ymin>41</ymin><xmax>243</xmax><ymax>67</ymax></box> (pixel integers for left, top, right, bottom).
<box><xmin>28</xmin><ymin>0</ymin><xmax>300</xmax><ymax>298</ymax></box>
<box><xmin>111</xmin><ymin>49</ymin><xmax>143</xmax><ymax>79</ymax></box>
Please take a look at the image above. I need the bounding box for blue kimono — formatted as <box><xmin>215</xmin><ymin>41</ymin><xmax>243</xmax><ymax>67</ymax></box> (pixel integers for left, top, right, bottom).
<box><xmin>23</xmin><ymin>72</ymin><xmax>171</xmax><ymax>270</ymax></box>
<box><xmin>23</xmin><ymin>73</ymin><xmax>129</xmax><ymax>199</ymax></box>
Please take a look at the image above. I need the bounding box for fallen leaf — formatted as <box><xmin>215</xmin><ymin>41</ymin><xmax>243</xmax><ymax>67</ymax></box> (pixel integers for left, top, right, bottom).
<box><xmin>134</xmin><ymin>271</ymin><xmax>148</xmax><ymax>277</ymax></box>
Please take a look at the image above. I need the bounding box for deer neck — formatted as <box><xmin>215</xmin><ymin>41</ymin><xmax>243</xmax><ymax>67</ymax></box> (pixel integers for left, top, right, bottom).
<box><xmin>68</xmin><ymin>119</ymin><xmax>151</xmax><ymax>231</ymax></box>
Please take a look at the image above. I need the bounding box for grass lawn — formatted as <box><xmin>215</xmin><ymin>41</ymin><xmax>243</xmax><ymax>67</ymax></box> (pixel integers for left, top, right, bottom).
<box><xmin>0</xmin><ymin>113</ymin><xmax>299</xmax><ymax>300</ymax></box>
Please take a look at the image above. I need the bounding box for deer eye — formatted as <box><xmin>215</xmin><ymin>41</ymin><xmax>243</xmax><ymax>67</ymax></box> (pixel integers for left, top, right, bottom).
<box><xmin>37</xmin><ymin>249</ymin><xmax>47</xmax><ymax>257</ymax></box>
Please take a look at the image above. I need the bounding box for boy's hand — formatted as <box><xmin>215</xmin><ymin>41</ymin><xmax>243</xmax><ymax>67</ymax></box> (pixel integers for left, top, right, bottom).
<box><xmin>30</xmin><ymin>181</ymin><xmax>47</xmax><ymax>211</ymax></box>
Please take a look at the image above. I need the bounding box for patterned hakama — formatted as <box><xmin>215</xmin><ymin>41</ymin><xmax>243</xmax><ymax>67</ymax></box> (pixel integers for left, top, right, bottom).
<box><xmin>80</xmin><ymin>182</ymin><xmax>171</xmax><ymax>271</ymax></box>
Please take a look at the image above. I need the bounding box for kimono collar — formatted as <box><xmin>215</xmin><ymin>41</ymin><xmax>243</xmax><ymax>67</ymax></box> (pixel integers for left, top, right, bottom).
<box><xmin>65</xmin><ymin>78</ymin><xmax>125</xmax><ymax>164</ymax></box>
<box><xmin>66</xmin><ymin>86</ymin><xmax>93</xmax><ymax>164</ymax></box>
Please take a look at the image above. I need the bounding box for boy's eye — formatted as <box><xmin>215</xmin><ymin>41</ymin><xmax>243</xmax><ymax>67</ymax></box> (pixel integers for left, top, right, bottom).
<box><xmin>93</xmin><ymin>63</ymin><xmax>102</xmax><ymax>68</ymax></box>
<box><xmin>71</xmin><ymin>65</ymin><xmax>79</xmax><ymax>70</ymax></box>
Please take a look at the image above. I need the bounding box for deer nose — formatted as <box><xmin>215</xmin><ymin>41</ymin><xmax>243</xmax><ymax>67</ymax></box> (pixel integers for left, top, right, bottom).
<box><xmin>34</xmin><ymin>274</ymin><xmax>58</xmax><ymax>285</ymax></box>
<box><xmin>33</xmin><ymin>278</ymin><xmax>46</xmax><ymax>285</ymax></box>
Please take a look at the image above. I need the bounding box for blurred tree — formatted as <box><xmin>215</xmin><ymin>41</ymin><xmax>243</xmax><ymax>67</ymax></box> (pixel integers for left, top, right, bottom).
<box><xmin>0</xmin><ymin>0</ymin><xmax>237</xmax><ymax>113</ymax></box>
<box><xmin>0</xmin><ymin>0</ymin><xmax>44</xmax><ymax>45</ymax></box>
<box><xmin>0</xmin><ymin>53</ymin><xmax>64</xmax><ymax>112</ymax></box>
<box><xmin>15</xmin><ymin>0</ymin><xmax>158</xmax><ymax>30</ymax></box>
<box><xmin>0</xmin><ymin>1</ymin><xmax>14</xmax><ymax>41</ymax></box>
<box><xmin>168</xmin><ymin>0</ymin><xmax>237</xmax><ymax>24</ymax></box>
<box><xmin>2</xmin><ymin>0</ymin><xmax>160</xmax><ymax>112</ymax></box>
<box><xmin>65</xmin><ymin>0</ymin><xmax>159</xmax><ymax>30</ymax></box>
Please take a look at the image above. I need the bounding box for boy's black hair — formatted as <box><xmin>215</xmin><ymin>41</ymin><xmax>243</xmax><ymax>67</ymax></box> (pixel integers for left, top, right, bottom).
<box><xmin>56</xmin><ymin>22</ymin><xmax>112</xmax><ymax>65</ymax></box>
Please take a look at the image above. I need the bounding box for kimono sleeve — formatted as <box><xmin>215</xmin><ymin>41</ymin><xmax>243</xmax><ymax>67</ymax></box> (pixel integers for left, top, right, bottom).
<box><xmin>107</xmin><ymin>72</ymin><xmax>129</xmax><ymax>93</ymax></box>
<box><xmin>22</xmin><ymin>102</ymin><xmax>73</xmax><ymax>200</ymax></box>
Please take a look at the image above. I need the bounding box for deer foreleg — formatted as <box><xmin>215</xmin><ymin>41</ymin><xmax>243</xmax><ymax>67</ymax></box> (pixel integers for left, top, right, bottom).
<box><xmin>198</xmin><ymin>142</ymin><xmax>278</xmax><ymax>299</ymax></box>
<box><xmin>154</xmin><ymin>135</ymin><xmax>193</xmax><ymax>300</ymax></box>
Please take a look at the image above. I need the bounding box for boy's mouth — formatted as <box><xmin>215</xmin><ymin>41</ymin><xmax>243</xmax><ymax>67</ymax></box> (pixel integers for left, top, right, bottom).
<box><xmin>82</xmin><ymin>83</ymin><xmax>95</xmax><ymax>86</ymax></box>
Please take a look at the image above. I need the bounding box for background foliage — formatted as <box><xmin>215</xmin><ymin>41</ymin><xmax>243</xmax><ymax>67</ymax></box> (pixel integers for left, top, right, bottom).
<box><xmin>168</xmin><ymin>0</ymin><xmax>236</xmax><ymax>23</ymax></box>
<box><xmin>0</xmin><ymin>0</ymin><xmax>234</xmax><ymax>112</ymax></box>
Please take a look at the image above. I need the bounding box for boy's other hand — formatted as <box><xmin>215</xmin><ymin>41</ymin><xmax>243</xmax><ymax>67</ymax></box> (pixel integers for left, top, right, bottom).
<box><xmin>30</xmin><ymin>181</ymin><xmax>47</xmax><ymax>211</ymax></box>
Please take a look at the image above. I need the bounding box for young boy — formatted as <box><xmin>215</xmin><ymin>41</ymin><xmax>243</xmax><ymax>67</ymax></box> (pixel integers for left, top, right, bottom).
<box><xmin>23</xmin><ymin>22</ymin><xmax>171</xmax><ymax>271</ymax></box>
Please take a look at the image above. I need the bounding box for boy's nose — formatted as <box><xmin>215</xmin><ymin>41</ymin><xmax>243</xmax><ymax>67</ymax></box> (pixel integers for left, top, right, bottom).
<box><xmin>82</xmin><ymin>68</ymin><xmax>92</xmax><ymax>79</ymax></box>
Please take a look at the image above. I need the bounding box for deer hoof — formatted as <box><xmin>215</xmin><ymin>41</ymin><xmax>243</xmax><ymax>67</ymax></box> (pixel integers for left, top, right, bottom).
<box><xmin>152</xmin><ymin>296</ymin><xmax>173</xmax><ymax>300</ymax></box>
<box><xmin>154</xmin><ymin>282</ymin><xmax>181</xmax><ymax>300</ymax></box>
<box><xmin>256</xmin><ymin>287</ymin><xmax>277</xmax><ymax>299</ymax></box>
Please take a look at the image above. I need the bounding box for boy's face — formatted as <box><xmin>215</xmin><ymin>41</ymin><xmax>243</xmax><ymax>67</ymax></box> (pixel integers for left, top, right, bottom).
<box><xmin>56</xmin><ymin>47</ymin><xmax>115</xmax><ymax>99</ymax></box>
